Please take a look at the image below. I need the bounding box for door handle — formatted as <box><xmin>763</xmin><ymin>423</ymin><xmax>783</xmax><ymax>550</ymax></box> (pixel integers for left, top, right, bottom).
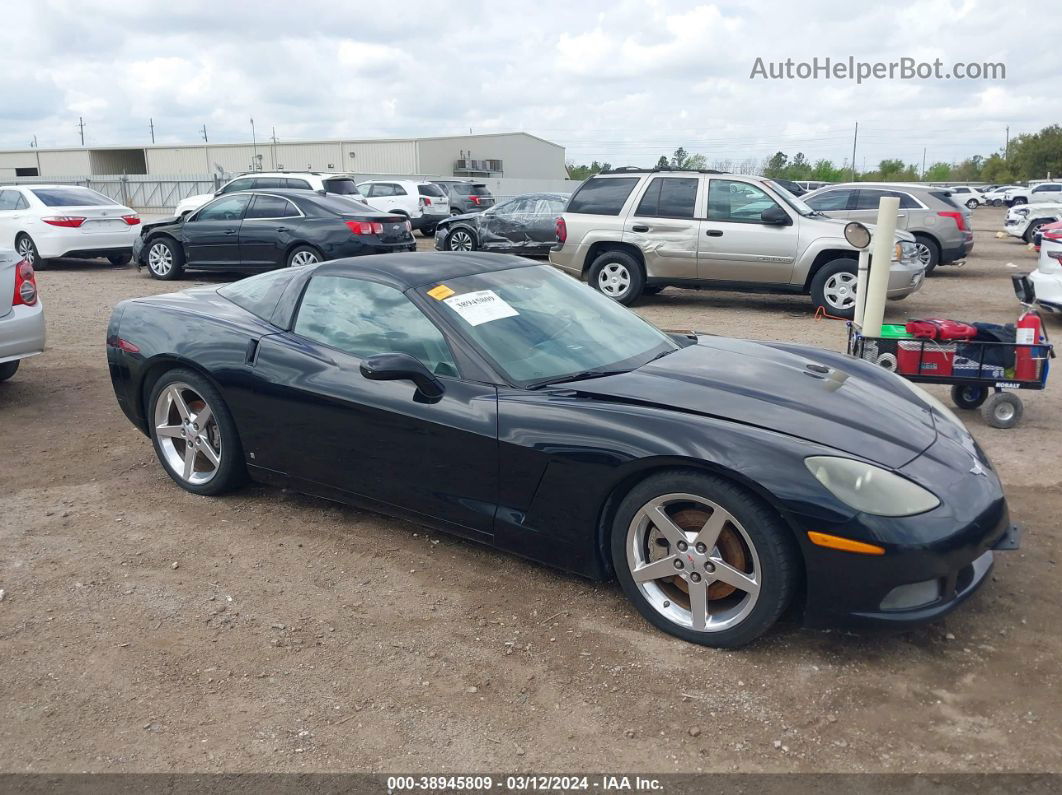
<box><xmin>275</xmin><ymin>226</ymin><xmax>288</xmax><ymax>232</ymax></box>
<box><xmin>224</xmin><ymin>229</ymin><xmax>237</xmax><ymax>235</ymax></box>
<box><xmin>706</xmin><ymin>230</ymin><xmax>724</xmax><ymax>237</ymax></box>
<box><xmin>632</xmin><ymin>224</ymin><xmax>649</xmax><ymax>232</ymax></box>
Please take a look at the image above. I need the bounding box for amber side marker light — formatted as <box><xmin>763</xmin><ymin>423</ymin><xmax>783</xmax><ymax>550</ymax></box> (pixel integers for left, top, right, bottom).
<box><xmin>807</xmin><ymin>531</ymin><xmax>885</xmax><ymax>556</ymax></box>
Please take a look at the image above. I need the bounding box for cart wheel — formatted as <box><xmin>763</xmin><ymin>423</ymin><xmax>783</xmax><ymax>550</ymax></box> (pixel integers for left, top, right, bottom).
<box><xmin>951</xmin><ymin>384</ymin><xmax>988</xmax><ymax>410</ymax></box>
<box><xmin>981</xmin><ymin>392</ymin><xmax>1024</xmax><ymax>429</ymax></box>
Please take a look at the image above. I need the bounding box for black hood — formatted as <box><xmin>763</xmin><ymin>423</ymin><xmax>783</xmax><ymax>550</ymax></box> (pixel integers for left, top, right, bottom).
<box><xmin>438</xmin><ymin>211</ymin><xmax>482</xmax><ymax>227</ymax></box>
<box><xmin>567</xmin><ymin>337</ymin><xmax>938</xmax><ymax>469</ymax></box>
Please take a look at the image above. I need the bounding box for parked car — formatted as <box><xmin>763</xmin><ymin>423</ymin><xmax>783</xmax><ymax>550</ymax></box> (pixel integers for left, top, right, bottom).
<box><xmin>983</xmin><ymin>185</ymin><xmax>1023</xmax><ymax>207</ymax></box>
<box><xmin>430</xmin><ymin>180</ymin><xmax>496</xmax><ymax>215</ymax></box>
<box><xmin>356</xmin><ymin>179</ymin><xmax>450</xmax><ymax>235</ymax></box>
<box><xmin>434</xmin><ymin>192</ymin><xmax>567</xmax><ymax>255</ymax></box>
<box><xmin>1014</xmin><ymin>221</ymin><xmax>1062</xmax><ymax>314</ymax></box>
<box><xmin>803</xmin><ymin>183</ymin><xmax>972</xmax><ymax>274</ymax></box>
<box><xmin>1004</xmin><ymin>202</ymin><xmax>1062</xmax><ymax>243</ymax></box>
<box><xmin>771</xmin><ymin>178</ymin><xmax>806</xmax><ymax>196</ymax></box>
<box><xmin>107</xmin><ymin>252</ymin><xmax>1016</xmax><ymax>648</ymax></box>
<box><xmin>1004</xmin><ymin>182</ymin><xmax>1062</xmax><ymax>207</ymax></box>
<box><xmin>0</xmin><ymin>247</ymin><xmax>45</xmax><ymax>381</ymax></box>
<box><xmin>174</xmin><ymin>173</ymin><xmax>366</xmax><ymax>218</ymax></box>
<box><xmin>0</xmin><ymin>185</ymin><xmax>139</xmax><ymax>267</ymax></box>
<box><xmin>134</xmin><ymin>189</ymin><xmax>415</xmax><ymax>280</ymax></box>
<box><xmin>549</xmin><ymin>169</ymin><xmax>924</xmax><ymax>317</ymax></box>
<box><xmin>946</xmin><ymin>185</ymin><xmax>983</xmax><ymax>209</ymax></box>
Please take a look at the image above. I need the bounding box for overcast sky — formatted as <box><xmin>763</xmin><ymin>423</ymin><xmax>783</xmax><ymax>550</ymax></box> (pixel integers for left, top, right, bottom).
<box><xmin>5</xmin><ymin>0</ymin><xmax>1057</xmax><ymax>170</ymax></box>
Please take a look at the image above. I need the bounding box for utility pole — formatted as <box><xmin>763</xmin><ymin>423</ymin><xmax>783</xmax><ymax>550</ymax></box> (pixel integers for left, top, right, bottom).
<box><xmin>921</xmin><ymin>147</ymin><xmax>927</xmax><ymax>180</ymax></box>
<box><xmin>850</xmin><ymin>122</ymin><xmax>858</xmax><ymax>181</ymax></box>
<box><xmin>200</xmin><ymin>124</ymin><xmax>208</xmax><ymax>143</ymax></box>
<box><xmin>270</xmin><ymin>126</ymin><xmax>278</xmax><ymax>170</ymax></box>
<box><xmin>149</xmin><ymin>118</ymin><xmax>155</xmax><ymax>144</ymax></box>
<box><xmin>250</xmin><ymin>118</ymin><xmax>258</xmax><ymax>169</ymax></box>
<box><xmin>77</xmin><ymin>116</ymin><xmax>85</xmax><ymax>146</ymax></box>
<box><xmin>1005</xmin><ymin>125</ymin><xmax>1010</xmax><ymax>160</ymax></box>
<box><xmin>30</xmin><ymin>135</ymin><xmax>37</xmax><ymax>148</ymax></box>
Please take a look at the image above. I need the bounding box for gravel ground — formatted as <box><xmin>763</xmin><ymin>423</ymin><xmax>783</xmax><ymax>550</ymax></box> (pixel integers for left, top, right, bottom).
<box><xmin>0</xmin><ymin>208</ymin><xmax>1059</xmax><ymax>773</ymax></box>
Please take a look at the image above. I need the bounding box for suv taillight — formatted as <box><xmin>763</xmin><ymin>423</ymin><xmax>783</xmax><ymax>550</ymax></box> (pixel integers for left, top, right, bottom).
<box><xmin>420</xmin><ymin>196</ymin><xmax>432</xmax><ymax>206</ymax></box>
<box><xmin>13</xmin><ymin>259</ymin><xmax>37</xmax><ymax>306</ymax></box>
<box><xmin>938</xmin><ymin>211</ymin><xmax>967</xmax><ymax>231</ymax></box>
<box><xmin>555</xmin><ymin>216</ymin><xmax>567</xmax><ymax>245</ymax></box>
<box><xmin>470</xmin><ymin>195</ymin><xmax>481</xmax><ymax>205</ymax></box>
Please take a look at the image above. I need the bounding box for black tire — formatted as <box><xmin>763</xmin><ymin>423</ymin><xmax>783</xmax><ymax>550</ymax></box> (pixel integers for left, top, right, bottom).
<box><xmin>809</xmin><ymin>258</ymin><xmax>858</xmax><ymax>319</ymax></box>
<box><xmin>981</xmin><ymin>392</ymin><xmax>1023</xmax><ymax>429</ymax></box>
<box><xmin>1024</xmin><ymin>220</ymin><xmax>1051</xmax><ymax>244</ymax></box>
<box><xmin>1012</xmin><ymin>197</ymin><xmax>1027</xmax><ymax>206</ymax></box>
<box><xmin>992</xmin><ymin>199</ymin><xmax>1003</xmax><ymax>207</ymax></box>
<box><xmin>287</xmin><ymin>245</ymin><xmax>324</xmax><ymax>268</ymax></box>
<box><xmin>0</xmin><ymin>360</ymin><xmax>19</xmax><ymax>382</ymax></box>
<box><xmin>965</xmin><ymin>199</ymin><xmax>978</xmax><ymax>209</ymax></box>
<box><xmin>108</xmin><ymin>254</ymin><xmax>131</xmax><ymax>266</ymax></box>
<box><xmin>15</xmin><ymin>234</ymin><xmax>40</xmax><ymax>268</ymax></box>
<box><xmin>914</xmin><ymin>234</ymin><xmax>940</xmax><ymax>275</ymax></box>
<box><xmin>145</xmin><ymin>236</ymin><xmax>185</xmax><ymax>280</ymax></box>
<box><xmin>446</xmin><ymin>227</ymin><xmax>477</xmax><ymax>252</ymax></box>
<box><xmin>588</xmin><ymin>249</ymin><xmax>645</xmax><ymax>306</ymax></box>
<box><xmin>611</xmin><ymin>470</ymin><xmax>798</xmax><ymax>649</ymax></box>
<box><xmin>147</xmin><ymin>368</ymin><xmax>247</xmax><ymax>496</ymax></box>
<box><xmin>642</xmin><ymin>285</ymin><xmax>665</xmax><ymax>296</ymax></box>
<box><xmin>420</xmin><ymin>226</ymin><xmax>436</xmax><ymax>238</ymax></box>
<box><xmin>951</xmin><ymin>384</ymin><xmax>988</xmax><ymax>410</ymax></box>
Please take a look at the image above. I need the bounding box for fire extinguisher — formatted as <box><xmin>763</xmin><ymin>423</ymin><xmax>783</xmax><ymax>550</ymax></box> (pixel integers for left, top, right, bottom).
<box><xmin>1015</xmin><ymin>310</ymin><xmax>1043</xmax><ymax>381</ymax></box>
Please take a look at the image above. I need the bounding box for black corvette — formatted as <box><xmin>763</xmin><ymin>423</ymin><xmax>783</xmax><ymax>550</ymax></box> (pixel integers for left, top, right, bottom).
<box><xmin>132</xmin><ymin>189</ymin><xmax>415</xmax><ymax>280</ymax></box>
<box><xmin>107</xmin><ymin>252</ymin><xmax>1016</xmax><ymax>647</ymax></box>
<box><xmin>434</xmin><ymin>193</ymin><xmax>567</xmax><ymax>255</ymax></box>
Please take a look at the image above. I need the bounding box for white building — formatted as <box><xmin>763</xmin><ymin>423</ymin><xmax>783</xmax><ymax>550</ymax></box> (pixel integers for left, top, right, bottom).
<box><xmin>0</xmin><ymin>131</ymin><xmax>566</xmax><ymax>181</ymax></box>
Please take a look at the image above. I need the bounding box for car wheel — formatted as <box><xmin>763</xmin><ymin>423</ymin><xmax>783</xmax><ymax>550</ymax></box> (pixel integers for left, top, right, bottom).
<box><xmin>420</xmin><ymin>225</ymin><xmax>436</xmax><ymax>238</ymax></box>
<box><xmin>287</xmin><ymin>245</ymin><xmax>323</xmax><ymax>267</ymax></box>
<box><xmin>15</xmin><ymin>234</ymin><xmax>40</xmax><ymax>268</ymax></box>
<box><xmin>951</xmin><ymin>384</ymin><xmax>988</xmax><ymax>410</ymax></box>
<box><xmin>1024</xmin><ymin>221</ymin><xmax>1049</xmax><ymax>244</ymax></box>
<box><xmin>148</xmin><ymin>369</ymin><xmax>247</xmax><ymax>496</ymax></box>
<box><xmin>912</xmin><ymin>235</ymin><xmax>941</xmax><ymax>275</ymax></box>
<box><xmin>108</xmin><ymin>254</ymin><xmax>132</xmax><ymax>266</ymax></box>
<box><xmin>446</xmin><ymin>228</ymin><xmax>477</xmax><ymax>252</ymax></box>
<box><xmin>0</xmin><ymin>360</ymin><xmax>19</xmax><ymax>382</ymax></box>
<box><xmin>810</xmin><ymin>258</ymin><xmax>858</xmax><ymax>318</ymax></box>
<box><xmin>981</xmin><ymin>392</ymin><xmax>1023</xmax><ymax>429</ymax></box>
<box><xmin>992</xmin><ymin>199</ymin><xmax>1003</xmax><ymax>207</ymax></box>
<box><xmin>1013</xmin><ymin>198</ymin><xmax>1027</xmax><ymax>206</ymax></box>
<box><xmin>588</xmin><ymin>250</ymin><xmax>645</xmax><ymax>305</ymax></box>
<box><xmin>966</xmin><ymin>199</ymin><xmax>978</xmax><ymax>209</ymax></box>
<box><xmin>611</xmin><ymin>470</ymin><xmax>797</xmax><ymax>649</ymax></box>
<box><xmin>450</xmin><ymin>210</ymin><xmax>462</xmax><ymax>216</ymax></box>
<box><xmin>146</xmin><ymin>237</ymin><xmax>184</xmax><ymax>280</ymax></box>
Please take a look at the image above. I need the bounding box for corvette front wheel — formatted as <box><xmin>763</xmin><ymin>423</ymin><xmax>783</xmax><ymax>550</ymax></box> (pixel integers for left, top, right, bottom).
<box><xmin>612</xmin><ymin>471</ymin><xmax>798</xmax><ymax>648</ymax></box>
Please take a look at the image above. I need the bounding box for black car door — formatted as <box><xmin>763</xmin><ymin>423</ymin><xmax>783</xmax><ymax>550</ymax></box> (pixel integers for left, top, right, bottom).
<box><xmin>183</xmin><ymin>193</ymin><xmax>251</xmax><ymax>266</ymax></box>
<box><xmin>247</xmin><ymin>273</ymin><xmax>499</xmax><ymax>539</ymax></box>
<box><xmin>527</xmin><ymin>196</ymin><xmax>566</xmax><ymax>250</ymax></box>
<box><xmin>479</xmin><ymin>197</ymin><xmax>530</xmax><ymax>250</ymax></box>
<box><xmin>239</xmin><ymin>194</ymin><xmax>302</xmax><ymax>267</ymax></box>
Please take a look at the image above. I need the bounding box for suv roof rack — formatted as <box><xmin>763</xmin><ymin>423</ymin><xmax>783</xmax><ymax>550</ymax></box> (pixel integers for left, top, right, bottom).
<box><xmin>601</xmin><ymin>166</ymin><xmax>729</xmax><ymax>175</ymax></box>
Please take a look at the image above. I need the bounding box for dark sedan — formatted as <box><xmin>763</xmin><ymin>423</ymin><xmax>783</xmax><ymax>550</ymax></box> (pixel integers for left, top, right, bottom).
<box><xmin>434</xmin><ymin>193</ymin><xmax>567</xmax><ymax>255</ymax></box>
<box><xmin>133</xmin><ymin>189</ymin><xmax>415</xmax><ymax>280</ymax></box>
<box><xmin>107</xmin><ymin>253</ymin><xmax>1016</xmax><ymax>648</ymax></box>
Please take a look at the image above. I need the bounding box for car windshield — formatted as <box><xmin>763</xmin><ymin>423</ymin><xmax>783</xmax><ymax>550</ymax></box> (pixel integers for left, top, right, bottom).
<box><xmin>322</xmin><ymin>178</ymin><xmax>360</xmax><ymax>195</ymax></box>
<box><xmin>429</xmin><ymin>265</ymin><xmax>677</xmax><ymax>386</ymax></box>
<box><xmin>30</xmin><ymin>187</ymin><xmax>117</xmax><ymax>207</ymax></box>
<box><xmin>454</xmin><ymin>184</ymin><xmax>491</xmax><ymax>196</ymax></box>
<box><xmin>765</xmin><ymin>181</ymin><xmax>818</xmax><ymax>216</ymax></box>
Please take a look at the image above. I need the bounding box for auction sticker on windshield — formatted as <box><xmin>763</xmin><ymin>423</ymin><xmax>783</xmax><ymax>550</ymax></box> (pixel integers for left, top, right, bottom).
<box><xmin>443</xmin><ymin>290</ymin><xmax>519</xmax><ymax>326</ymax></box>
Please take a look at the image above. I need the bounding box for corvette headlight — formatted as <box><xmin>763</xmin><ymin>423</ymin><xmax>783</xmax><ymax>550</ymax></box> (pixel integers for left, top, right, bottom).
<box><xmin>805</xmin><ymin>456</ymin><xmax>940</xmax><ymax>516</ymax></box>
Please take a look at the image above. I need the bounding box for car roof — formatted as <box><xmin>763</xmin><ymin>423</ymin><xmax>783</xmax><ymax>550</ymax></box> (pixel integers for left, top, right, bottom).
<box><xmin>1</xmin><ymin>184</ymin><xmax>98</xmax><ymax>190</ymax></box>
<box><xmin>314</xmin><ymin>252</ymin><xmax>538</xmax><ymax>290</ymax></box>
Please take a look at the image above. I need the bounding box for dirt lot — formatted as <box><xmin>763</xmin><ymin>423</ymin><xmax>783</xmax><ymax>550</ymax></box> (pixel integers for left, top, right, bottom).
<box><xmin>1</xmin><ymin>208</ymin><xmax>1059</xmax><ymax>773</ymax></box>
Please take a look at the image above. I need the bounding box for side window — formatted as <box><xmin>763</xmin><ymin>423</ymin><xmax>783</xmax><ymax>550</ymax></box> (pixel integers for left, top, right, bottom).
<box><xmin>635</xmin><ymin>177</ymin><xmax>697</xmax><ymax>218</ymax></box>
<box><xmin>370</xmin><ymin>184</ymin><xmax>393</xmax><ymax>197</ymax></box>
<box><xmin>805</xmin><ymin>190</ymin><xmax>853</xmax><ymax>211</ymax></box>
<box><xmin>293</xmin><ymin>276</ymin><xmax>458</xmax><ymax>376</ymax></box>
<box><xmin>567</xmin><ymin>177</ymin><xmax>639</xmax><ymax>215</ymax></box>
<box><xmin>389</xmin><ymin>183</ymin><xmax>407</xmax><ymax>196</ymax></box>
<box><xmin>706</xmin><ymin>179</ymin><xmax>783</xmax><ymax>223</ymax></box>
<box><xmin>496</xmin><ymin>198</ymin><xmax>532</xmax><ymax>216</ymax></box>
<box><xmin>0</xmin><ymin>190</ymin><xmax>16</xmax><ymax>211</ymax></box>
<box><xmin>220</xmin><ymin>178</ymin><xmax>254</xmax><ymax>195</ymax></box>
<box><xmin>254</xmin><ymin>177</ymin><xmax>285</xmax><ymax>189</ymax></box>
<box><xmin>854</xmin><ymin>190</ymin><xmax>919</xmax><ymax>210</ymax></box>
<box><xmin>284</xmin><ymin>178</ymin><xmax>311</xmax><ymax>189</ymax></box>
<box><xmin>195</xmin><ymin>194</ymin><xmax>251</xmax><ymax>221</ymax></box>
<box><xmin>15</xmin><ymin>193</ymin><xmax>28</xmax><ymax>210</ymax></box>
<box><xmin>246</xmin><ymin>194</ymin><xmax>299</xmax><ymax>219</ymax></box>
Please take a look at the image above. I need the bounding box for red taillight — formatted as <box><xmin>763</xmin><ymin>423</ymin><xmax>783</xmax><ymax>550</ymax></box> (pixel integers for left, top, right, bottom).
<box><xmin>470</xmin><ymin>196</ymin><xmax>481</xmax><ymax>205</ymax></box>
<box><xmin>420</xmin><ymin>196</ymin><xmax>432</xmax><ymax>206</ymax></box>
<box><xmin>555</xmin><ymin>216</ymin><xmax>567</xmax><ymax>245</ymax></box>
<box><xmin>345</xmin><ymin>220</ymin><xmax>384</xmax><ymax>235</ymax></box>
<box><xmin>42</xmin><ymin>216</ymin><xmax>86</xmax><ymax>228</ymax></box>
<box><xmin>938</xmin><ymin>211</ymin><xmax>967</xmax><ymax>231</ymax></box>
<box><xmin>116</xmin><ymin>338</ymin><xmax>140</xmax><ymax>353</ymax></box>
<box><xmin>13</xmin><ymin>259</ymin><xmax>37</xmax><ymax>306</ymax></box>
<box><xmin>122</xmin><ymin>214</ymin><xmax>141</xmax><ymax>225</ymax></box>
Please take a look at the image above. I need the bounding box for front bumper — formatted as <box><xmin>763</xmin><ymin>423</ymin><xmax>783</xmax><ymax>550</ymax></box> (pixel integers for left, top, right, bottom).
<box><xmin>886</xmin><ymin>258</ymin><xmax>926</xmax><ymax>298</ymax></box>
<box><xmin>0</xmin><ymin>300</ymin><xmax>46</xmax><ymax>363</ymax></box>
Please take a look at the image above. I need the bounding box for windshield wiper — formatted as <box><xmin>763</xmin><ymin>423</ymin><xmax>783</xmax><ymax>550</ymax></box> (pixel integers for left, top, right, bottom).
<box><xmin>526</xmin><ymin>368</ymin><xmax>631</xmax><ymax>390</ymax></box>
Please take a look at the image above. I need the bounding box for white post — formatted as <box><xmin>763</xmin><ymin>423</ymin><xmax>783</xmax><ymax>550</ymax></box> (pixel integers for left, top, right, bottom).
<box><xmin>861</xmin><ymin>196</ymin><xmax>900</xmax><ymax>337</ymax></box>
<box><xmin>853</xmin><ymin>248</ymin><xmax>870</xmax><ymax>327</ymax></box>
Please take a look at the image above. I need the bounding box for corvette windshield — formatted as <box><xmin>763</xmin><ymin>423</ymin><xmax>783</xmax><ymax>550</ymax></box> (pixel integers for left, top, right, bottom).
<box><xmin>432</xmin><ymin>265</ymin><xmax>677</xmax><ymax>386</ymax></box>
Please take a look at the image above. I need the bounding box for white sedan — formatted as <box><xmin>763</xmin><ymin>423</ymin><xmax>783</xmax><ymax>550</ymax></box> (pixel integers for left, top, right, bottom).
<box><xmin>0</xmin><ymin>185</ymin><xmax>140</xmax><ymax>266</ymax></box>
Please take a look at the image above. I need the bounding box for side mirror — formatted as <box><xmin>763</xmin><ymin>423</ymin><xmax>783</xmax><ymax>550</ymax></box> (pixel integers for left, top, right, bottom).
<box><xmin>360</xmin><ymin>352</ymin><xmax>444</xmax><ymax>400</ymax></box>
<box><xmin>761</xmin><ymin>206</ymin><xmax>791</xmax><ymax>226</ymax></box>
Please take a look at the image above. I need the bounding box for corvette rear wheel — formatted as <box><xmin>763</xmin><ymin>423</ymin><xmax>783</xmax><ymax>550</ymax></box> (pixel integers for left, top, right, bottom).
<box><xmin>612</xmin><ymin>471</ymin><xmax>797</xmax><ymax>648</ymax></box>
<box><xmin>149</xmin><ymin>369</ymin><xmax>246</xmax><ymax>495</ymax></box>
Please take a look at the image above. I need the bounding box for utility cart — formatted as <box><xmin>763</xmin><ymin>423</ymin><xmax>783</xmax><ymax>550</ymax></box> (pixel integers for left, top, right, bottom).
<box><xmin>846</xmin><ymin>318</ymin><xmax>1054</xmax><ymax>429</ymax></box>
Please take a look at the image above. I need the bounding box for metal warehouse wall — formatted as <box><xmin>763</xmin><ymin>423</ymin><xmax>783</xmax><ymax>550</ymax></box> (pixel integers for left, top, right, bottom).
<box><xmin>89</xmin><ymin>149</ymin><xmax>147</xmax><ymax>175</ymax></box>
<box><xmin>144</xmin><ymin>140</ymin><xmax>418</xmax><ymax>176</ymax></box>
<box><xmin>146</xmin><ymin>147</ymin><xmax>212</xmax><ymax>174</ymax></box>
<box><xmin>38</xmin><ymin>150</ymin><xmax>92</xmax><ymax>175</ymax></box>
<box><xmin>416</xmin><ymin>134</ymin><xmax>567</xmax><ymax>180</ymax></box>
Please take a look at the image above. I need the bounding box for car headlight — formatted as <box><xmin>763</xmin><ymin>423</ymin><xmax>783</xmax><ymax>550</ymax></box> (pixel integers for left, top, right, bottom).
<box><xmin>1015</xmin><ymin>208</ymin><xmax>1030</xmax><ymax>218</ymax></box>
<box><xmin>897</xmin><ymin>241</ymin><xmax>918</xmax><ymax>262</ymax></box>
<box><xmin>805</xmin><ymin>456</ymin><xmax>940</xmax><ymax>517</ymax></box>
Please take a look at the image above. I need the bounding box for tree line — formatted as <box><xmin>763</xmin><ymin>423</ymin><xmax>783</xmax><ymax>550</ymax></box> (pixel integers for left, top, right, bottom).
<box><xmin>566</xmin><ymin>124</ymin><xmax>1062</xmax><ymax>184</ymax></box>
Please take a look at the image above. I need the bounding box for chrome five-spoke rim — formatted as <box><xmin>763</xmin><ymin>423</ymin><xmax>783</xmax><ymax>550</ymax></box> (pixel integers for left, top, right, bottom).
<box><xmin>823</xmin><ymin>271</ymin><xmax>857</xmax><ymax>310</ymax></box>
<box><xmin>598</xmin><ymin>262</ymin><xmax>630</xmax><ymax>298</ymax></box>
<box><xmin>627</xmin><ymin>493</ymin><xmax>761</xmax><ymax>633</ymax></box>
<box><xmin>448</xmin><ymin>230</ymin><xmax>473</xmax><ymax>251</ymax></box>
<box><xmin>291</xmin><ymin>250</ymin><xmax>320</xmax><ymax>267</ymax></box>
<box><xmin>154</xmin><ymin>382</ymin><xmax>222</xmax><ymax>485</ymax></box>
<box><xmin>148</xmin><ymin>243</ymin><xmax>173</xmax><ymax>276</ymax></box>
